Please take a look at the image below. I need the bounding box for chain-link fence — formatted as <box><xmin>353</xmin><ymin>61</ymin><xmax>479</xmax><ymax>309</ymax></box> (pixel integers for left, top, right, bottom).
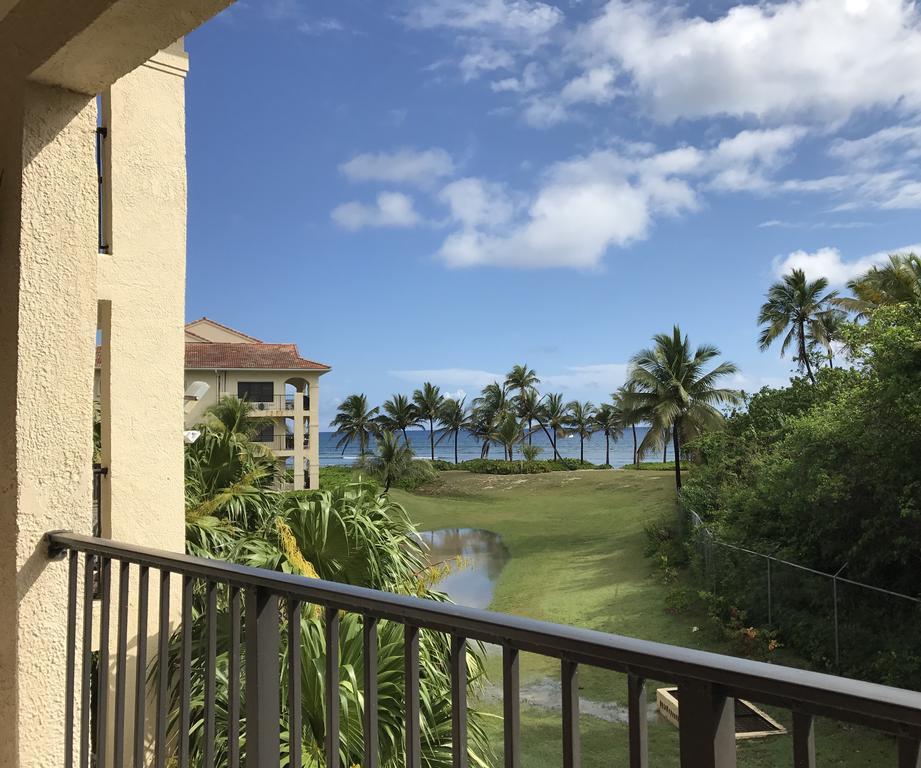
<box><xmin>686</xmin><ymin>507</ymin><xmax>921</xmax><ymax>681</ymax></box>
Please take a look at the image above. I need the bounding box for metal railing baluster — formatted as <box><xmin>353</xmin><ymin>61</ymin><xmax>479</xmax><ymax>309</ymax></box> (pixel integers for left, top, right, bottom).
<box><xmin>179</xmin><ymin>574</ymin><xmax>193</xmax><ymax>767</ymax></box>
<box><xmin>97</xmin><ymin>557</ymin><xmax>112</xmax><ymax>768</ymax></box>
<box><xmin>677</xmin><ymin>680</ymin><xmax>736</xmax><ymax>768</ymax></box>
<box><xmin>155</xmin><ymin>571</ymin><xmax>169</xmax><ymax>768</ymax></box>
<box><xmin>228</xmin><ymin>586</ymin><xmax>241</xmax><ymax>768</ymax></box>
<box><xmin>792</xmin><ymin>711</ymin><xmax>816</xmax><ymax>768</ymax></box>
<box><xmin>114</xmin><ymin>561</ymin><xmax>130</xmax><ymax>767</ymax></box>
<box><xmin>80</xmin><ymin>555</ymin><xmax>95</xmax><ymax>768</ymax></box>
<box><xmin>245</xmin><ymin>587</ymin><xmax>281</xmax><ymax>766</ymax></box>
<box><xmin>325</xmin><ymin>607</ymin><xmax>341</xmax><ymax>768</ymax></box>
<box><xmin>899</xmin><ymin>737</ymin><xmax>921</xmax><ymax>768</ymax></box>
<box><xmin>627</xmin><ymin>674</ymin><xmax>648</xmax><ymax>768</ymax></box>
<box><xmin>288</xmin><ymin>598</ymin><xmax>302</xmax><ymax>768</ymax></box>
<box><xmin>451</xmin><ymin>635</ymin><xmax>468</xmax><ymax>768</ymax></box>
<box><xmin>64</xmin><ymin>550</ymin><xmax>78</xmax><ymax>768</ymax></box>
<box><xmin>562</xmin><ymin>660</ymin><xmax>580</xmax><ymax>768</ymax></box>
<box><xmin>363</xmin><ymin>615</ymin><xmax>379</xmax><ymax>768</ymax></box>
<box><xmin>405</xmin><ymin>624</ymin><xmax>421</xmax><ymax>768</ymax></box>
<box><xmin>503</xmin><ymin>646</ymin><xmax>520</xmax><ymax>768</ymax></box>
<box><xmin>133</xmin><ymin>565</ymin><xmax>149</xmax><ymax>768</ymax></box>
<box><xmin>204</xmin><ymin>580</ymin><xmax>217</xmax><ymax>768</ymax></box>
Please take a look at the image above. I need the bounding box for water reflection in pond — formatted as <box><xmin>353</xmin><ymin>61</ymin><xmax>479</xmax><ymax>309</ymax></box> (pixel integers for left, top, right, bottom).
<box><xmin>420</xmin><ymin>528</ymin><xmax>510</xmax><ymax>609</ymax></box>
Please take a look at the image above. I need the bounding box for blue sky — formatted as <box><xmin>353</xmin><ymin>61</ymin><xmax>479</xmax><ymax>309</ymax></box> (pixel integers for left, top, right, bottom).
<box><xmin>184</xmin><ymin>0</ymin><xmax>921</xmax><ymax>425</ymax></box>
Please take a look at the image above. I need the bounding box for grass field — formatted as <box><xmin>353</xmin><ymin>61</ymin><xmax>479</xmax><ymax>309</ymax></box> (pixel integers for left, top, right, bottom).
<box><xmin>390</xmin><ymin>469</ymin><xmax>895</xmax><ymax>767</ymax></box>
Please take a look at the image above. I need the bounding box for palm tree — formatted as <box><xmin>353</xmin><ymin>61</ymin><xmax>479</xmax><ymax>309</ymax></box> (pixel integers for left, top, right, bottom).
<box><xmin>377</xmin><ymin>393</ymin><xmax>420</xmax><ymax>445</ymax></box>
<box><xmin>331</xmin><ymin>393</ymin><xmax>380</xmax><ymax>457</ymax></box>
<box><xmin>505</xmin><ymin>365</ymin><xmax>540</xmax><ymax>452</ymax></box>
<box><xmin>613</xmin><ymin>384</ymin><xmax>644</xmax><ymax>466</ymax></box>
<box><xmin>171</xmin><ymin>481</ymin><xmax>492</xmax><ymax>768</ymax></box>
<box><xmin>537</xmin><ymin>393</ymin><xmax>567</xmax><ymax>461</ymax></box>
<box><xmin>811</xmin><ymin>308</ymin><xmax>848</xmax><ymax>368</ymax></box>
<box><xmin>758</xmin><ymin>268</ymin><xmax>838</xmax><ymax>384</ymax></box>
<box><xmin>473</xmin><ymin>381</ymin><xmax>510</xmax><ymax>419</ymax></box>
<box><xmin>566</xmin><ymin>400</ymin><xmax>596</xmax><ymax>464</ymax></box>
<box><xmin>204</xmin><ymin>394</ymin><xmax>271</xmax><ymax>442</ymax></box>
<box><xmin>515</xmin><ymin>388</ymin><xmax>542</xmax><ymax>447</ymax></box>
<box><xmin>841</xmin><ymin>252</ymin><xmax>921</xmax><ymax>315</ymax></box>
<box><xmin>593</xmin><ymin>402</ymin><xmax>624</xmax><ymax>466</ymax></box>
<box><xmin>363</xmin><ymin>430</ymin><xmax>415</xmax><ymax>492</ymax></box>
<box><xmin>489</xmin><ymin>413</ymin><xmax>524</xmax><ymax>461</ymax></box>
<box><xmin>412</xmin><ymin>382</ymin><xmax>445</xmax><ymax>461</ymax></box>
<box><xmin>629</xmin><ymin>326</ymin><xmax>742</xmax><ymax>490</ymax></box>
<box><xmin>467</xmin><ymin>406</ymin><xmax>498</xmax><ymax>459</ymax></box>
<box><xmin>436</xmin><ymin>397</ymin><xmax>470</xmax><ymax>464</ymax></box>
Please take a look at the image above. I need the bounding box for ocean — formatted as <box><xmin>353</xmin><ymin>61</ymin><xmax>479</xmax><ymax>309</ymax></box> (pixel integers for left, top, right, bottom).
<box><xmin>319</xmin><ymin>426</ymin><xmax>656</xmax><ymax>468</ymax></box>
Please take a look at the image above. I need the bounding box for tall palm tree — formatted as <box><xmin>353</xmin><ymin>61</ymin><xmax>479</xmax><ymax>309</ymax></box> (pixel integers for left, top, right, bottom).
<box><xmin>758</xmin><ymin>268</ymin><xmax>838</xmax><ymax>384</ymax></box>
<box><xmin>467</xmin><ymin>406</ymin><xmax>498</xmax><ymax>459</ymax></box>
<box><xmin>412</xmin><ymin>382</ymin><xmax>445</xmax><ymax>461</ymax></box>
<box><xmin>377</xmin><ymin>393</ymin><xmax>420</xmax><ymax>445</ymax></box>
<box><xmin>516</xmin><ymin>388</ymin><xmax>542</xmax><ymax>446</ymax></box>
<box><xmin>489</xmin><ymin>413</ymin><xmax>524</xmax><ymax>461</ymax></box>
<box><xmin>593</xmin><ymin>402</ymin><xmax>624</xmax><ymax>466</ymax></box>
<box><xmin>629</xmin><ymin>326</ymin><xmax>742</xmax><ymax>490</ymax></box>
<box><xmin>505</xmin><ymin>365</ymin><xmax>540</xmax><ymax>450</ymax></box>
<box><xmin>841</xmin><ymin>252</ymin><xmax>921</xmax><ymax>315</ymax></box>
<box><xmin>613</xmin><ymin>384</ymin><xmax>644</xmax><ymax>467</ymax></box>
<box><xmin>811</xmin><ymin>308</ymin><xmax>848</xmax><ymax>368</ymax></box>
<box><xmin>504</xmin><ymin>364</ymin><xmax>540</xmax><ymax>398</ymax></box>
<box><xmin>331</xmin><ymin>393</ymin><xmax>380</xmax><ymax>457</ymax></box>
<box><xmin>566</xmin><ymin>400</ymin><xmax>596</xmax><ymax>464</ymax></box>
<box><xmin>436</xmin><ymin>397</ymin><xmax>470</xmax><ymax>464</ymax></box>
<box><xmin>537</xmin><ymin>393</ymin><xmax>567</xmax><ymax>460</ymax></box>
<box><xmin>474</xmin><ymin>381</ymin><xmax>510</xmax><ymax>419</ymax></box>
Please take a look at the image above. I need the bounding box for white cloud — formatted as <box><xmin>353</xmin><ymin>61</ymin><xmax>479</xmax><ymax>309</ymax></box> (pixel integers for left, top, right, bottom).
<box><xmin>439</xmin><ymin>178</ymin><xmax>516</xmax><ymax>229</ymax></box>
<box><xmin>541</xmin><ymin>364</ymin><xmax>629</xmax><ymax>393</ymax></box>
<box><xmin>491</xmin><ymin>62</ymin><xmax>543</xmax><ymax>93</ymax></box>
<box><xmin>389</xmin><ymin>368</ymin><xmax>502</xmax><ymax>389</ymax></box>
<box><xmin>331</xmin><ymin>192</ymin><xmax>422</xmax><ymax>230</ymax></box>
<box><xmin>559</xmin><ymin>66</ymin><xmax>618</xmax><ymax>106</ymax></box>
<box><xmin>434</xmin><ymin>127</ymin><xmax>808</xmax><ymax>269</ymax></box>
<box><xmin>771</xmin><ymin>243</ymin><xmax>921</xmax><ymax>286</ymax></box>
<box><xmin>298</xmin><ymin>17</ymin><xmax>344</xmax><ymax>34</ymax></box>
<box><xmin>572</xmin><ymin>0</ymin><xmax>921</xmax><ymax>123</ymax></box>
<box><xmin>406</xmin><ymin>0</ymin><xmax>563</xmax><ymax>44</ymax></box>
<box><xmin>340</xmin><ymin>148</ymin><xmax>455</xmax><ymax>187</ymax></box>
<box><xmin>460</xmin><ymin>44</ymin><xmax>515</xmax><ymax>80</ymax></box>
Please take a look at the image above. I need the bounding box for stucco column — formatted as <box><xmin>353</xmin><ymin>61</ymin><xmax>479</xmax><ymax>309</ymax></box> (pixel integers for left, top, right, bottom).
<box><xmin>309</xmin><ymin>377</ymin><xmax>321</xmax><ymax>490</ymax></box>
<box><xmin>0</xmin><ymin>80</ymin><xmax>98</xmax><ymax>768</ymax></box>
<box><xmin>293</xmin><ymin>391</ymin><xmax>307</xmax><ymax>490</ymax></box>
<box><xmin>96</xmin><ymin>50</ymin><xmax>189</xmax><ymax>765</ymax></box>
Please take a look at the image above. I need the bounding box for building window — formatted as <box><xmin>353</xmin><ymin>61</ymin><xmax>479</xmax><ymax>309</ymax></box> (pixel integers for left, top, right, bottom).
<box><xmin>237</xmin><ymin>381</ymin><xmax>274</xmax><ymax>403</ymax></box>
<box><xmin>253</xmin><ymin>423</ymin><xmax>274</xmax><ymax>443</ymax></box>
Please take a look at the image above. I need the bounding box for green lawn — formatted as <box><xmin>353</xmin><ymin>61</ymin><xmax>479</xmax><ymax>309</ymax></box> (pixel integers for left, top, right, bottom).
<box><xmin>391</xmin><ymin>469</ymin><xmax>896</xmax><ymax>767</ymax></box>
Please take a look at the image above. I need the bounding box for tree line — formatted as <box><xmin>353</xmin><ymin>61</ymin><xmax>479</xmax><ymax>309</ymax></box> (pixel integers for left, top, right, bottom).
<box><xmin>333</xmin><ymin>335</ymin><xmax>743</xmax><ymax>490</ymax></box>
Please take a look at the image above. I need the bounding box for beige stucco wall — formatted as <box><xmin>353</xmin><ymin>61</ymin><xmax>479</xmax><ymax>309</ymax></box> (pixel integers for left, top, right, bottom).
<box><xmin>0</xmin><ymin>81</ymin><xmax>98</xmax><ymax>768</ymax></box>
<box><xmin>96</xmin><ymin>49</ymin><xmax>190</xmax><ymax>763</ymax></box>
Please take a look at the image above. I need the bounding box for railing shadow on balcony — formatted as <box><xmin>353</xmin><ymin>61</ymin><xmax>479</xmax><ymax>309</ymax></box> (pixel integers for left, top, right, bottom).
<box><xmin>46</xmin><ymin>531</ymin><xmax>921</xmax><ymax>768</ymax></box>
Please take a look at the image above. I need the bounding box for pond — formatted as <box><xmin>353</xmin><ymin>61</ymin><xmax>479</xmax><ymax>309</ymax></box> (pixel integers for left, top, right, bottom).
<box><xmin>419</xmin><ymin>528</ymin><xmax>510</xmax><ymax>610</ymax></box>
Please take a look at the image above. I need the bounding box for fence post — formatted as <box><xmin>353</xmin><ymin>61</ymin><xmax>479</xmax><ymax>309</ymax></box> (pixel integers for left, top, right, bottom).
<box><xmin>246</xmin><ymin>587</ymin><xmax>281</xmax><ymax>766</ymax></box>
<box><xmin>767</xmin><ymin>557</ymin><xmax>772</xmax><ymax>627</ymax></box>
<box><xmin>677</xmin><ymin>680</ymin><xmax>736</xmax><ymax>768</ymax></box>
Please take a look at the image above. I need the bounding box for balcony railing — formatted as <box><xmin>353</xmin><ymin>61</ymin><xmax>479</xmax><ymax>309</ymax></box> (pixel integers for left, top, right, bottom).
<box><xmin>46</xmin><ymin>531</ymin><xmax>921</xmax><ymax>768</ymax></box>
<box><xmin>225</xmin><ymin>393</ymin><xmax>310</xmax><ymax>412</ymax></box>
<box><xmin>251</xmin><ymin>433</ymin><xmax>309</xmax><ymax>451</ymax></box>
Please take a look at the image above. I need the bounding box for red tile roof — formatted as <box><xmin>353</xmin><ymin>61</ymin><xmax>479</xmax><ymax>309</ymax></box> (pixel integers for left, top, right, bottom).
<box><xmin>186</xmin><ymin>317</ymin><xmax>263</xmax><ymax>343</ymax></box>
<box><xmin>185</xmin><ymin>342</ymin><xmax>330</xmax><ymax>371</ymax></box>
<box><xmin>95</xmin><ymin>342</ymin><xmax>330</xmax><ymax>371</ymax></box>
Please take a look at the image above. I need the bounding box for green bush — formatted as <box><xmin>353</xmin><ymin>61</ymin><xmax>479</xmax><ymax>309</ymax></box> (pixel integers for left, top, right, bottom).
<box><xmin>623</xmin><ymin>461</ymin><xmax>677</xmax><ymax>471</ymax></box>
<box><xmin>430</xmin><ymin>457</ymin><xmax>603</xmax><ymax>474</ymax></box>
